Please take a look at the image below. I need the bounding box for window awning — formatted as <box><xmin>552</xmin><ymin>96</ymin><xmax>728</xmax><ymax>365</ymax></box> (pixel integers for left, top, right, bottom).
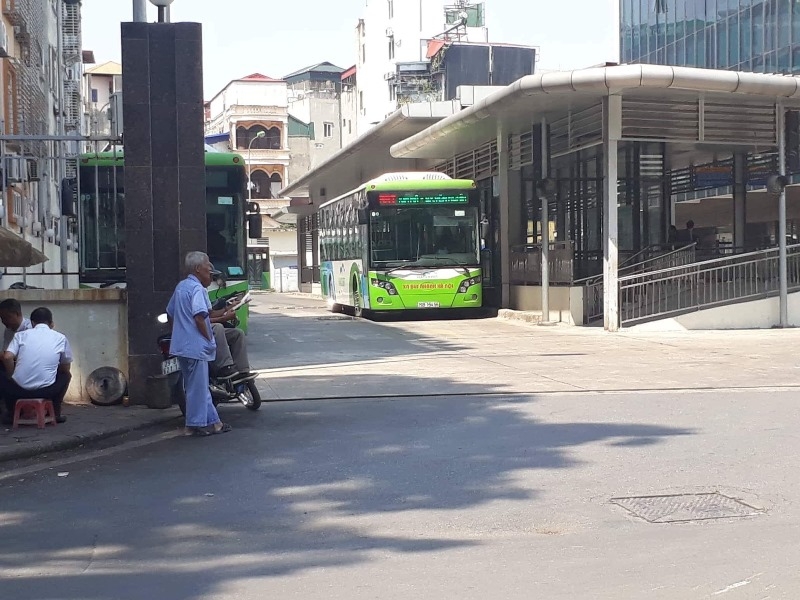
<box><xmin>0</xmin><ymin>227</ymin><xmax>48</xmax><ymax>268</ymax></box>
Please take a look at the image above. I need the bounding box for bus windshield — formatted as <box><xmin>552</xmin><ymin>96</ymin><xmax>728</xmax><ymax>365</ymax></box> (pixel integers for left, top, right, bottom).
<box><xmin>206</xmin><ymin>166</ymin><xmax>246</xmax><ymax>278</ymax></box>
<box><xmin>370</xmin><ymin>205</ymin><xmax>480</xmax><ymax>268</ymax></box>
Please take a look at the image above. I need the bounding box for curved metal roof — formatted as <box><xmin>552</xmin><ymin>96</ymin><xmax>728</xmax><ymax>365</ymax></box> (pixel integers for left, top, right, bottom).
<box><xmin>391</xmin><ymin>64</ymin><xmax>800</xmax><ymax>159</ymax></box>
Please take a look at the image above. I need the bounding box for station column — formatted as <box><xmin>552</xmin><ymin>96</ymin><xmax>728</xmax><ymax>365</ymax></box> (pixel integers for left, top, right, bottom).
<box><xmin>121</xmin><ymin>21</ymin><xmax>207</xmax><ymax>401</ymax></box>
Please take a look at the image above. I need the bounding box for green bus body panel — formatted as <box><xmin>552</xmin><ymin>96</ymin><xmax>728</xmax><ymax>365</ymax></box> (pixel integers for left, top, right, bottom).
<box><xmin>366</xmin><ymin>179</ymin><xmax>476</xmax><ymax>192</ymax></box>
<box><xmin>321</xmin><ymin>259</ymin><xmax>482</xmax><ymax>312</ymax></box>
<box><xmin>78</xmin><ymin>152</ymin><xmax>251</xmax><ymax>331</ymax></box>
<box><xmin>79</xmin><ymin>151</ymin><xmax>246</xmax><ymax>168</ymax></box>
<box><xmin>319</xmin><ymin>176</ymin><xmax>477</xmax><ymax>210</ymax></box>
<box><xmin>366</xmin><ymin>269</ymin><xmax>482</xmax><ymax>310</ymax></box>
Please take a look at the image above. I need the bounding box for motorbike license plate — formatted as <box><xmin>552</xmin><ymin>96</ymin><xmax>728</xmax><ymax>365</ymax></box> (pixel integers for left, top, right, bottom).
<box><xmin>417</xmin><ymin>301</ymin><xmax>440</xmax><ymax>308</ymax></box>
<box><xmin>161</xmin><ymin>358</ymin><xmax>180</xmax><ymax>375</ymax></box>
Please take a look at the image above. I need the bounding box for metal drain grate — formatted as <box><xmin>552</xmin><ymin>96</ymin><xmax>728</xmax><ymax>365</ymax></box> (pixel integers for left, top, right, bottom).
<box><xmin>611</xmin><ymin>493</ymin><xmax>762</xmax><ymax>523</ymax></box>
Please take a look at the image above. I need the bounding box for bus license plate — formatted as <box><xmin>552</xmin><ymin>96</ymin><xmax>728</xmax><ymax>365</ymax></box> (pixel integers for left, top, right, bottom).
<box><xmin>161</xmin><ymin>358</ymin><xmax>180</xmax><ymax>375</ymax></box>
<box><xmin>418</xmin><ymin>301</ymin><xmax>440</xmax><ymax>308</ymax></box>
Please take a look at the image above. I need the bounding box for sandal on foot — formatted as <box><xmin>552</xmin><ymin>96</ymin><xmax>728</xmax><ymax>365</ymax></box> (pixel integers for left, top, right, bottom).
<box><xmin>185</xmin><ymin>426</ymin><xmax>211</xmax><ymax>437</ymax></box>
<box><xmin>212</xmin><ymin>423</ymin><xmax>232</xmax><ymax>434</ymax></box>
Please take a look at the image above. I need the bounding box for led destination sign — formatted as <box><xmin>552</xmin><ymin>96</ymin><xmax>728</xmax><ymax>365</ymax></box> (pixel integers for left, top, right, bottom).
<box><xmin>376</xmin><ymin>192</ymin><xmax>469</xmax><ymax>206</ymax></box>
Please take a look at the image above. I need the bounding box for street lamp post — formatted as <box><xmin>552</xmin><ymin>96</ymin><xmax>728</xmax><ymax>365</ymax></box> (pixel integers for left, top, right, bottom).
<box><xmin>148</xmin><ymin>0</ymin><xmax>174</xmax><ymax>23</ymax></box>
<box><xmin>247</xmin><ymin>130</ymin><xmax>266</xmax><ymax>203</ymax></box>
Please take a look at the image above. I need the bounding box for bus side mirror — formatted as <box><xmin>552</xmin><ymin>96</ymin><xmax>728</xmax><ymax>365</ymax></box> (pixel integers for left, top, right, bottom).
<box><xmin>248</xmin><ymin>214</ymin><xmax>262</xmax><ymax>239</ymax></box>
<box><xmin>481</xmin><ymin>220</ymin><xmax>490</xmax><ymax>240</ymax></box>
<box><xmin>61</xmin><ymin>177</ymin><xmax>78</xmax><ymax>217</ymax></box>
<box><xmin>358</xmin><ymin>209</ymin><xmax>368</xmax><ymax>225</ymax></box>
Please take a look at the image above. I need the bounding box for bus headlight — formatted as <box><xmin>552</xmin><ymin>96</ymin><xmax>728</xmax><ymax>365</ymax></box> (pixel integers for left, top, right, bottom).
<box><xmin>371</xmin><ymin>278</ymin><xmax>398</xmax><ymax>295</ymax></box>
<box><xmin>458</xmin><ymin>276</ymin><xmax>481</xmax><ymax>294</ymax></box>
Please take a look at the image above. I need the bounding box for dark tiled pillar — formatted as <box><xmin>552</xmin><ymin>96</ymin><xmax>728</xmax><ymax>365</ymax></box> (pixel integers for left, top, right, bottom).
<box><xmin>121</xmin><ymin>22</ymin><xmax>206</xmax><ymax>403</ymax></box>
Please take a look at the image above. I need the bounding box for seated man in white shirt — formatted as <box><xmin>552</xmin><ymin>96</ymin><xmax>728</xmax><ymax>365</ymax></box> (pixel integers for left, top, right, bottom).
<box><xmin>0</xmin><ymin>299</ymin><xmax>32</xmax><ymax>353</ymax></box>
<box><xmin>0</xmin><ymin>307</ymin><xmax>72</xmax><ymax>424</ymax></box>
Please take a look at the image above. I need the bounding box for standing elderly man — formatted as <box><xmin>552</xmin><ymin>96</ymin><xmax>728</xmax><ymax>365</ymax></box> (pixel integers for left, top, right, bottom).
<box><xmin>167</xmin><ymin>251</ymin><xmax>233</xmax><ymax>436</ymax></box>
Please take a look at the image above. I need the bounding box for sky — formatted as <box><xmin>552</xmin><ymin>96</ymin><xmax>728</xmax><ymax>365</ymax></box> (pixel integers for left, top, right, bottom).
<box><xmin>82</xmin><ymin>0</ymin><xmax>620</xmax><ymax>98</ymax></box>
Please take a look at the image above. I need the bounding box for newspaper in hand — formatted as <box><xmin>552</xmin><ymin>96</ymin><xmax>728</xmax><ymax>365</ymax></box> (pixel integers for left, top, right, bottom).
<box><xmin>227</xmin><ymin>291</ymin><xmax>252</xmax><ymax>313</ymax></box>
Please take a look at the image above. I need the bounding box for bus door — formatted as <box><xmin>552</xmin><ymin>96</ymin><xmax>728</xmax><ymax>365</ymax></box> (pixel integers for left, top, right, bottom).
<box><xmin>478</xmin><ymin>178</ymin><xmax>501</xmax><ymax>308</ymax></box>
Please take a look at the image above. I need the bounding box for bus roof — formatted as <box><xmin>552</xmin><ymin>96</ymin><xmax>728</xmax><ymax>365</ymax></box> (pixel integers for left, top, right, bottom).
<box><xmin>79</xmin><ymin>150</ymin><xmax>246</xmax><ymax>168</ymax></box>
<box><xmin>320</xmin><ymin>172</ymin><xmax>476</xmax><ymax>209</ymax></box>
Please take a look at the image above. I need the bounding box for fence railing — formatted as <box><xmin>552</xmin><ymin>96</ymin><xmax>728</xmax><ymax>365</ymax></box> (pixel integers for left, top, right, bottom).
<box><xmin>618</xmin><ymin>244</ymin><xmax>800</xmax><ymax>326</ymax></box>
<box><xmin>579</xmin><ymin>243</ymin><xmax>697</xmax><ymax>324</ymax></box>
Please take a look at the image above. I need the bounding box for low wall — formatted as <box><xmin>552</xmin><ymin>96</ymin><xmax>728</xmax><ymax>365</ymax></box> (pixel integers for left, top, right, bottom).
<box><xmin>629</xmin><ymin>290</ymin><xmax>800</xmax><ymax>331</ymax></box>
<box><xmin>510</xmin><ymin>285</ymin><xmax>584</xmax><ymax>325</ymax></box>
<box><xmin>6</xmin><ymin>289</ymin><xmax>127</xmax><ymax>403</ymax></box>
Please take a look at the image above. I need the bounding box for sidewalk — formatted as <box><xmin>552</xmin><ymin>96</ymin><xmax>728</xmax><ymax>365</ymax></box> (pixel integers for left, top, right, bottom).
<box><xmin>0</xmin><ymin>402</ymin><xmax>180</xmax><ymax>464</ymax></box>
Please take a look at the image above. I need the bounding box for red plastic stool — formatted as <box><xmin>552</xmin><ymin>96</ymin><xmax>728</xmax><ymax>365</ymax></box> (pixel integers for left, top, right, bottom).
<box><xmin>13</xmin><ymin>399</ymin><xmax>57</xmax><ymax>430</ymax></box>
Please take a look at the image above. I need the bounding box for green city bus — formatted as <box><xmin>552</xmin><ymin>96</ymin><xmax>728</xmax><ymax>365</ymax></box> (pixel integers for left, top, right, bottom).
<box><xmin>319</xmin><ymin>172</ymin><xmax>483</xmax><ymax>317</ymax></box>
<box><xmin>77</xmin><ymin>149</ymin><xmax>255</xmax><ymax>329</ymax></box>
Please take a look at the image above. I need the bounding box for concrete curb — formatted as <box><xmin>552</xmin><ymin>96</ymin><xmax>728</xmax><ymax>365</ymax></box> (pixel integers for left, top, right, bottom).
<box><xmin>497</xmin><ymin>309</ymin><xmax>543</xmax><ymax>325</ymax></box>
<box><xmin>0</xmin><ymin>411</ymin><xmax>180</xmax><ymax>465</ymax></box>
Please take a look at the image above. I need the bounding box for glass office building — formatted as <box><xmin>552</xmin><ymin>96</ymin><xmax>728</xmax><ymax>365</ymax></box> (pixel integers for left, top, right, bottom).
<box><xmin>620</xmin><ymin>0</ymin><xmax>800</xmax><ymax>74</ymax></box>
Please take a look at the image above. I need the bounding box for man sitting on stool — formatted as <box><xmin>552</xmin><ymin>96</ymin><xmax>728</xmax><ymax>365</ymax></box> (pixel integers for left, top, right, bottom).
<box><xmin>0</xmin><ymin>307</ymin><xmax>72</xmax><ymax>424</ymax></box>
<box><xmin>0</xmin><ymin>299</ymin><xmax>32</xmax><ymax>353</ymax></box>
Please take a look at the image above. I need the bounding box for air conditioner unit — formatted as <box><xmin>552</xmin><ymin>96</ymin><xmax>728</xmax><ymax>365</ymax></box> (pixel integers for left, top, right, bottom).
<box><xmin>6</xmin><ymin>156</ymin><xmax>22</xmax><ymax>183</ymax></box>
<box><xmin>26</xmin><ymin>158</ymin><xmax>39</xmax><ymax>181</ymax></box>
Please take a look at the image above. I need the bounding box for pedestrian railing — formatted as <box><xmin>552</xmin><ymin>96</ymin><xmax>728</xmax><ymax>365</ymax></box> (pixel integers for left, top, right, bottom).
<box><xmin>618</xmin><ymin>244</ymin><xmax>800</xmax><ymax>326</ymax></box>
<box><xmin>578</xmin><ymin>243</ymin><xmax>697</xmax><ymax>324</ymax></box>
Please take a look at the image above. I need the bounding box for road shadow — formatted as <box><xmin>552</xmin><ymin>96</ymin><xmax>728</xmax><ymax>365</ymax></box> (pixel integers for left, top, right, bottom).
<box><xmin>0</xmin><ymin>370</ymin><xmax>695</xmax><ymax>599</ymax></box>
<box><xmin>247</xmin><ymin>308</ymin><xmax>477</xmax><ymax>370</ymax></box>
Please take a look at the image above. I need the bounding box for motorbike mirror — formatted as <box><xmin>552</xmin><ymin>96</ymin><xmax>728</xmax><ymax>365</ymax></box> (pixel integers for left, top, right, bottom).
<box><xmin>157</xmin><ymin>313</ymin><xmax>169</xmax><ymax>324</ymax></box>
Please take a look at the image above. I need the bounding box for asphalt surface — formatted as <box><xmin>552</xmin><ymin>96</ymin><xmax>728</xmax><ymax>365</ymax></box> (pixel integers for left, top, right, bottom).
<box><xmin>1</xmin><ymin>294</ymin><xmax>799</xmax><ymax>599</ymax></box>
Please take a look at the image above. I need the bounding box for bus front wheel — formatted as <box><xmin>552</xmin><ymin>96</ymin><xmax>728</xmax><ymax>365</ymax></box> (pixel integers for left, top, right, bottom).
<box><xmin>352</xmin><ymin>280</ymin><xmax>365</xmax><ymax>318</ymax></box>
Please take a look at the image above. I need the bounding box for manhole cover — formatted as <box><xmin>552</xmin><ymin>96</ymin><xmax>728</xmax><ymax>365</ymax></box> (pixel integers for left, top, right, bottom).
<box><xmin>316</xmin><ymin>316</ymin><xmax>354</xmax><ymax>321</ymax></box>
<box><xmin>610</xmin><ymin>493</ymin><xmax>762</xmax><ymax>523</ymax></box>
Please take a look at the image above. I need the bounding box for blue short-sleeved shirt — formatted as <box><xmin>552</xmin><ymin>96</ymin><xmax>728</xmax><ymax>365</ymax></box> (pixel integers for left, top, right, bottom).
<box><xmin>166</xmin><ymin>274</ymin><xmax>216</xmax><ymax>361</ymax></box>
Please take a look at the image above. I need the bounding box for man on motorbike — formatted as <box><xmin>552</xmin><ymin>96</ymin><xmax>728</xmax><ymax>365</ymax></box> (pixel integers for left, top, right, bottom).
<box><xmin>166</xmin><ymin>252</ymin><xmax>232</xmax><ymax>436</ymax></box>
<box><xmin>210</xmin><ymin>321</ymin><xmax>251</xmax><ymax>381</ymax></box>
<box><xmin>207</xmin><ymin>271</ymin><xmax>252</xmax><ymax>382</ymax></box>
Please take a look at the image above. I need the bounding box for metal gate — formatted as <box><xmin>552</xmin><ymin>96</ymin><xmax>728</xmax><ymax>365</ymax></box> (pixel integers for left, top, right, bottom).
<box><xmin>247</xmin><ymin>249</ymin><xmax>269</xmax><ymax>289</ymax></box>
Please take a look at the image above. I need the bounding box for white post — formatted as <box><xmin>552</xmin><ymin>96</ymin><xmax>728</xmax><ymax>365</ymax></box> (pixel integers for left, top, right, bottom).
<box><xmin>603</xmin><ymin>95</ymin><xmax>622</xmax><ymax>332</ymax></box>
<box><xmin>540</xmin><ymin>119</ymin><xmax>550</xmax><ymax>324</ymax></box>
<box><xmin>132</xmin><ymin>0</ymin><xmax>147</xmax><ymax>22</ymax></box>
<box><xmin>778</xmin><ymin>105</ymin><xmax>788</xmax><ymax>327</ymax></box>
<box><xmin>496</xmin><ymin>123</ymin><xmax>510</xmax><ymax>308</ymax></box>
<box><xmin>57</xmin><ymin>1</ymin><xmax>68</xmax><ymax>288</ymax></box>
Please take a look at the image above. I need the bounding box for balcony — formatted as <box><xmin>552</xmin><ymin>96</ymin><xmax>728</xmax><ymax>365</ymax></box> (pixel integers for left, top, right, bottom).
<box><xmin>240</xmin><ymin>148</ymin><xmax>290</xmax><ymax>163</ymax></box>
<box><xmin>2</xmin><ymin>0</ymin><xmax>22</xmax><ymax>26</ymax></box>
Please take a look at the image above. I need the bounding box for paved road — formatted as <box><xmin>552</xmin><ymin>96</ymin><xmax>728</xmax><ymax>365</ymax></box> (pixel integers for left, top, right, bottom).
<box><xmin>2</xmin><ymin>294</ymin><xmax>799</xmax><ymax>599</ymax></box>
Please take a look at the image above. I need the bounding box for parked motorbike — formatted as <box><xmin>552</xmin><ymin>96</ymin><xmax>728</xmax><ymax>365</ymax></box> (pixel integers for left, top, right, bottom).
<box><xmin>156</xmin><ymin>309</ymin><xmax>261</xmax><ymax>416</ymax></box>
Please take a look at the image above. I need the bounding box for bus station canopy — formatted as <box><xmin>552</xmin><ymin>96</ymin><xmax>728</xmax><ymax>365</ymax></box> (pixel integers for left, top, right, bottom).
<box><xmin>390</xmin><ymin>64</ymin><xmax>800</xmax><ymax>162</ymax></box>
<box><xmin>279</xmin><ymin>102</ymin><xmax>458</xmax><ymax>215</ymax></box>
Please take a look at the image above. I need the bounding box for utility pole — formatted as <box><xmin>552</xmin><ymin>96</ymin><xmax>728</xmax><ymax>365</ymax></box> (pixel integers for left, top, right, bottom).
<box><xmin>133</xmin><ymin>0</ymin><xmax>147</xmax><ymax>22</ymax></box>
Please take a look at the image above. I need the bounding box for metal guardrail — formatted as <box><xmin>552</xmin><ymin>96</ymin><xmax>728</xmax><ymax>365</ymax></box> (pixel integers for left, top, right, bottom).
<box><xmin>579</xmin><ymin>244</ymin><xmax>697</xmax><ymax>325</ymax></box>
<box><xmin>618</xmin><ymin>244</ymin><xmax>800</xmax><ymax>326</ymax></box>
